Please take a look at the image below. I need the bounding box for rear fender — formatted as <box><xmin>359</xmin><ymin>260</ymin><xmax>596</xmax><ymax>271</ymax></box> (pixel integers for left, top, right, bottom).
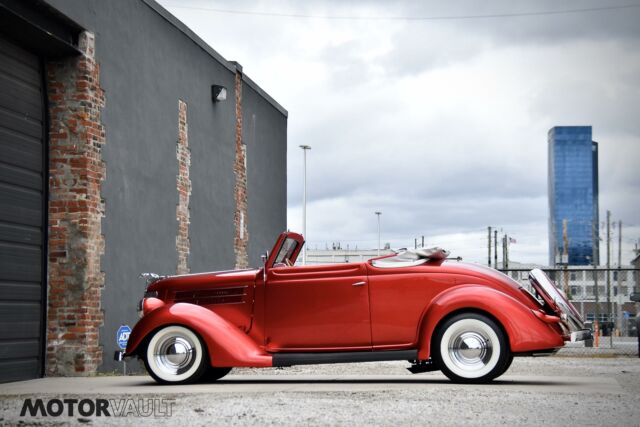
<box><xmin>416</xmin><ymin>285</ymin><xmax>564</xmax><ymax>360</ymax></box>
<box><xmin>125</xmin><ymin>303</ymin><xmax>272</xmax><ymax>367</ymax></box>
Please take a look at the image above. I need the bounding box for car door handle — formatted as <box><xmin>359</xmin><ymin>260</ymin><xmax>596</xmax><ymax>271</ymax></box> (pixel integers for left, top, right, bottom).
<box><xmin>352</xmin><ymin>281</ymin><xmax>366</xmax><ymax>287</ymax></box>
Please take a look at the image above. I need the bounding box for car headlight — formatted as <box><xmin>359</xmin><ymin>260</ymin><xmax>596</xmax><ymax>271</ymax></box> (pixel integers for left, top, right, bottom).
<box><xmin>138</xmin><ymin>291</ymin><xmax>159</xmax><ymax>318</ymax></box>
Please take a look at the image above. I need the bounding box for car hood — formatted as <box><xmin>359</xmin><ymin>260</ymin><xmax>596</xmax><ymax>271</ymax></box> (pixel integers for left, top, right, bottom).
<box><xmin>147</xmin><ymin>268</ymin><xmax>261</xmax><ymax>293</ymax></box>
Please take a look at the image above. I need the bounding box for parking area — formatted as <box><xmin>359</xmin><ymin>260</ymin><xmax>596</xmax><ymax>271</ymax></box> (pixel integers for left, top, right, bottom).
<box><xmin>1</xmin><ymin>357</ymin><xmax>639</xmax><ymax>426</ymax></box>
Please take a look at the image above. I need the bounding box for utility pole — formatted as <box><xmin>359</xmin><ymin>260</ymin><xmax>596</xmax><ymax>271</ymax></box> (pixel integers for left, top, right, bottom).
<box><xmin>375</xmin><ymin>211</ymin><xmax>381</xmax><ymax>256</ymax></box>
<box><xmin>505</xmin><ymin>236</ymin><xmax>509</xmax><ymax>268</ymax></box>
<box><xmin>494</xmin><ymin>230</ymin><xmax>498</xmax><ymax>269</ymax></box>
<box><xmin>562</xmin><ymin>219</ymin><xmax>570</xmax><ymax>297</ymax></box>
<box><xmin>488</xmin><ymin>226</ymin><xmax>492</xmax><ymax>267</ymax></box>
<box><xmin>506</xmin><ymin>235</ymin><xmax>509</xmax><ymax>269</ymax></box>
<box><xmin>606</xmin><ymin>210</ymin><xmax>612</xmax><ymax>347</ymax></box>
<box><xmin>299</xmin><ymin>145</ymin><xmax>311</xmax><ymax>265</ymax></box>
<box><xmin>592</xmin><ymin>219</ymin><xmax>600</xmax><ymax>341</ymax></box>
<box><xmin>414</xmin><ymin>238</ymin><xmax>417</xmax><ymax>249</ymax></box>
<box><xmin>618</xmin><ymin>220</ymin><xmax>622</xmax><ymax>265</ymax></box>
<box><xmin>617</xmin><ymin>220</ymin><xmax>623</xmax><ymax>334</ymax></box>
<box><xmin>421</xmin><ymin>235</ymin><xmax>424</xmax><ymax>248</ymax></box>
<box><xmin>502</xmin><ymin>234</ymin><xmax>509</xmax><ymax>270</ymax></box>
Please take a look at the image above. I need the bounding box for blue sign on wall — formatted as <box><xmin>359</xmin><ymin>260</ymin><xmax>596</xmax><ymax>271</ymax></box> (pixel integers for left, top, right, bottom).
<box><xmin>117</xmin><ymin>325</ymin><xmax>131</xmax><ymax>350</ymax></box>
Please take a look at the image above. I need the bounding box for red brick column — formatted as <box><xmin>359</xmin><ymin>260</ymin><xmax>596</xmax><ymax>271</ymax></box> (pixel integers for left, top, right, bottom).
<box><xmin>233</xmin><ymin>69</ymin><xmax>249</xmax><ymax>269</ymax></box>
<box><xmin>176</xmin><ymin>100</ymin><xmax>191</xmax><ymax>274</ymax></box>
<box><xmin>46</xmin><ymin>31</ymin><xmax>106</xmax><ymax>376</ymax></box>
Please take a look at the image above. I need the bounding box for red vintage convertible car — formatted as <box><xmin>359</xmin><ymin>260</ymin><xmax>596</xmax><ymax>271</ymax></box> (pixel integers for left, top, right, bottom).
<box><xmin>117</xmin><ymin>232</ymin><xmax>590</xmax><ymax>384</ymax></box>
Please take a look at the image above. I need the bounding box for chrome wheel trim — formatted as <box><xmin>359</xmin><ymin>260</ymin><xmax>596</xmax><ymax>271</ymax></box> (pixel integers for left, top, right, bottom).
<box><xmin>156</xmin><ymin>336</ymin><xmax>195</xmax><ymax>374</ymax></box>
<box><xmin>440</xmin><ymin>318</ymin><xmax>501</xmax><ymax>379</ymax></box>
<box><xmin>146</xmin><ymin>326</ymin><xmax>203</xmax><ymax>382</ymax></box>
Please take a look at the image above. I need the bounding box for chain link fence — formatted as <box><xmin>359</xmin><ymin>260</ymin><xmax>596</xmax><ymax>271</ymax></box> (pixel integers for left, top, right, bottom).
<box><xmin>500</xmin><ymin>267</ymin><xmax>640</xmax><ymax>356</ymax></box>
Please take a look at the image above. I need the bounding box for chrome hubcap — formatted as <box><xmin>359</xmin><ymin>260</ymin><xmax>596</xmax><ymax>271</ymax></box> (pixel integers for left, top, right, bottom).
<box><xmin>154</xmin><ymin>336</ymin><xmax>196</xmax><ymax>375</ymax></box>
<box><xmin>449</xmin><ymin>331</ymin><xmax>492</xmax><ymax>370</ymax></box>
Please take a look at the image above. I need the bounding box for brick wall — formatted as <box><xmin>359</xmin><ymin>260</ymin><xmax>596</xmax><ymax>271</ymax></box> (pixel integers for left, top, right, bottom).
<box><xmin>176</xmin><ymin>100</ymin><xmax>191</xmax><ymax>274</ymax></box>
<box><xmin>233</xmin><ymin>69</ymin><xmax>249</xmax><ymax>269</ymax></box>
<box><xmin>46</xmin><ymin>32</ymin><xmax>106</xmax><ymax>376</ymax></box>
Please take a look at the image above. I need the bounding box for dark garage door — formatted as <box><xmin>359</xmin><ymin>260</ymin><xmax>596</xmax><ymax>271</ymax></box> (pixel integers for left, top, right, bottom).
<box><xmin>0</xmin><ymin>36</ymin><xmax>46</xmax><ymax>382</ymax></box>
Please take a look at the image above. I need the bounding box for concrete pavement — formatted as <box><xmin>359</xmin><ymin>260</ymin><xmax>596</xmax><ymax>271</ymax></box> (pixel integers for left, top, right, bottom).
<box><xmin>1</xmin><ymin>358</ymin><xmax>639</xmax><ymax>426</ymax></box>
<box><xmin>0</xmin><ymin>373</ymin><xmax>625</xmax><ymax>395</ymax></box>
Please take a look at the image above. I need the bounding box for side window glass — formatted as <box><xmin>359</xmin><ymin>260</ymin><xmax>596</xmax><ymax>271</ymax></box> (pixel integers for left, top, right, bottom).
<box><xmin>275</xmin><ymin>238</ymin><xmax>298</xmax><ymax>265</ymax></box>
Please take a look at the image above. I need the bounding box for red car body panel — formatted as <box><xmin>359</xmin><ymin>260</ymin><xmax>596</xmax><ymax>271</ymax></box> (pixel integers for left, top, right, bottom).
<box><xmin>126</xmin><ymin>301</ymin><xmax>273</xmax><ymax>367</ymax></box>
<box><xmin>125</xmin><ymin>232</ymin><xmax>570</xmax><ymax>368</ymax></box>
<box><xmin>265</xmin><ymin>262</ymin><xmax>371</xmax><ymax>351</ymax></box>
<box><xmin>415</xmin><ymin>286</ymin><xmax>564</xmax><ymax>359</ymax></box>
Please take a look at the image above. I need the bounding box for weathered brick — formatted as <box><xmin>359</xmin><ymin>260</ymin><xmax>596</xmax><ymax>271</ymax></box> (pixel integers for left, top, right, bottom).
<box><xmin>176</xmin><ymin>100</ymin><xmax>191</xmax><ymax>274</ymax></box>
<box><xmin>234</xmin><ymin>70</ymin><xmax>249</xmax><ymax>269</ymax></box>
<box><xmin>45</xmin><ymin>31</ymin><xmax>105</xmax><ymax>377</ymax></box>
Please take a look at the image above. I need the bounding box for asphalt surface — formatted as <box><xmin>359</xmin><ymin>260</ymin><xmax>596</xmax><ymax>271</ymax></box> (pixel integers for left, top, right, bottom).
<box><xmin>1</xmin><ymin>357</ymin><xmax>639</xmax><ymax>426</ymax></box>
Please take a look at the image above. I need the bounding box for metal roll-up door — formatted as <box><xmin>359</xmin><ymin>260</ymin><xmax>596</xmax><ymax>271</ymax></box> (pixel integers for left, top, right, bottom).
<box><xmin>0</xmin><ymin>35</ymin><xmax>46</xmax><ymax>382</ymax></box>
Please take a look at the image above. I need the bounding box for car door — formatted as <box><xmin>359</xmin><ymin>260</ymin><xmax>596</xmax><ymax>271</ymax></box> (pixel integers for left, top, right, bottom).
<box><xmin>264</xmin><ymin>237</ymin><xmax>371</xmax><ymax>351</ymax></box>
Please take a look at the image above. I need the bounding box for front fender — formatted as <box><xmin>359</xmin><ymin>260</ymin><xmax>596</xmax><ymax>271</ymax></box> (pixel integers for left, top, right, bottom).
<box><xmin>125</xmin><ymin>302</ymin><xmax>272</xmax><ymax>367</ymax></box>
<box><xmin>416</xmin><ymin>285</ymin><xmax>564</xmax><ymax>360</ymax></box>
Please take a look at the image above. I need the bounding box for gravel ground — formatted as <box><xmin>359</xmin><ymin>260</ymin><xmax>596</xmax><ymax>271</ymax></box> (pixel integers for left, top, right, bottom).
<box><xmin>1</xmin><ymin>357</ymin><xmax>639</xmax><ymax>426</ymax></box>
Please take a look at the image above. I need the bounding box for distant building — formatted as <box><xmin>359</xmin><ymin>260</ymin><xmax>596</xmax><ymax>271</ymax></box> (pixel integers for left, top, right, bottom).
<box><xmin>548</xmin><ymin>126</ymin><xmax>599</xmax><ymax>266</ymax></box>
<box><xmin>632</xmin><ymin>249</ymin><xmax>640</xmax><ymax>295</ymax></box>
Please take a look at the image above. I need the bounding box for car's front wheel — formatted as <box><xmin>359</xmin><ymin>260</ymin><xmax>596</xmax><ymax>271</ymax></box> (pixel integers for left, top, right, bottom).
<box><xmin>143</xmin><ymin>325</ymin><xmax>208</xmax><ymax>384</ymax></box>
<box><xmin>202</xmin><ymin>367</ymin><xmax>232</xmax><ymax>382</ymax></box>
<box><xmin>434</xmin><ymin>313</ymin><xmax>511</xmax><ymax>383</ymax></box>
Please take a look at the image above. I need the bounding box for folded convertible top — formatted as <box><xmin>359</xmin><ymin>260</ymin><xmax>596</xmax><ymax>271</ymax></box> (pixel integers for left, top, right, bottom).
<box><xmin>371</xmin><ymin>247</ymin><xmax>449</xmax><ymax>268</ymax></box>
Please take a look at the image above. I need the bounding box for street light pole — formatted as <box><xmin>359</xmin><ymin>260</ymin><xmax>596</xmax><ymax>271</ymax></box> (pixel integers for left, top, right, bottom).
<box><xmin>299</xmin><ymin>145</ymin><xmax>311</xmax><ymax>265</ymax></box>
<box><xmin>375</xmin><ymin>211</ymin><xmax>382</xmax><ymax>256</ymax></box>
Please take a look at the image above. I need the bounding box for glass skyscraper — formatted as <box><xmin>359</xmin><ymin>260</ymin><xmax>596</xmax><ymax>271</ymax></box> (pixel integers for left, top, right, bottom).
<box><xmin>548</xmin><ymin>126</ymin><xmax>599</xmax><ymax>266</ymax></box>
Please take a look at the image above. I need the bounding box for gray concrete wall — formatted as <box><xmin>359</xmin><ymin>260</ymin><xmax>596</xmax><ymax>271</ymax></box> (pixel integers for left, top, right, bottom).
<box><xmin>243</xmin><ymin>82</ymin><xmax>288</xmax><ymax>267</ymax></box>
<box><xmin>45</xmin><ymin>0</ymin><xmax>286</xmax><ymax>372</ymax></box>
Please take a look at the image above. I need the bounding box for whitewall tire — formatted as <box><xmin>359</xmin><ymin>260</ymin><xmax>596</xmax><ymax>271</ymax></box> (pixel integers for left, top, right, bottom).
<box><xmin>144</xmin><ymin>325</ymin><xmax>207</xmax><ymax>384</ymax></box>
<box><xmin>435</xmin><ymin>313</ymin><xmax>510</xmax><ymax>383</ymax></box>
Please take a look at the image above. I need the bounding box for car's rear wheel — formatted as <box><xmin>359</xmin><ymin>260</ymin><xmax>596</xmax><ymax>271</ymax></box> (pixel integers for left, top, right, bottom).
<box><xmin>143</xmin><ymin>325</ymin><xmax>208</xmax><ymax>384</ymax></box>
<box><xmin>434</xmin><ymin>313</ymin><xmax>510</xmax><ymax>383</ymax></box>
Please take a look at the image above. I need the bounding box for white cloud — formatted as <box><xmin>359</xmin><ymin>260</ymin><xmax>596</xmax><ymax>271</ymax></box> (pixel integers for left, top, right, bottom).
<box><xmin>160</xmin><ymin>0</ymin><xmax>640</xmax><ymax>264</ymax></box>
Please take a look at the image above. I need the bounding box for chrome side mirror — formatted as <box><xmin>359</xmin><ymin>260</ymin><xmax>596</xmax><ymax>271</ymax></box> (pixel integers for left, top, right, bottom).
<box><xmin>261</xmin><ymin>251</ymin><xmax>268</xmax><ymax>265</ymax></box>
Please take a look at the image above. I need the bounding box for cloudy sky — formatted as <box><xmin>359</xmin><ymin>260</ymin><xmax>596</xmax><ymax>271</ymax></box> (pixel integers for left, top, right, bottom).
<box><xmin>158</xmin><ymin>0</ymin><xmax>640</xmax><ymax>265</ymax></box>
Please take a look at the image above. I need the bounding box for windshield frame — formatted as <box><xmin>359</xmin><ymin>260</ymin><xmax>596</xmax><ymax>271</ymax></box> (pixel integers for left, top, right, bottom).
<box><xmin>265</xmin><ymin>232</ymin><xmax>305</xmax><ymax>268</ymax></box>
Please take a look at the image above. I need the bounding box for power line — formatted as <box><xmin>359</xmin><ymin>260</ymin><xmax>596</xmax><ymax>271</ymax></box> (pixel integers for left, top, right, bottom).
<box><xmin>162</xmin><ymin>3</ymin><xmax>640</xmax><ymax>21</ymax></box>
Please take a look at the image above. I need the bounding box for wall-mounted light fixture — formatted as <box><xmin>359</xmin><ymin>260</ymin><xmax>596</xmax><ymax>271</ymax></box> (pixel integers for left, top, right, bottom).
<box><xmin>211</xmin><ymin>85</ymin><xmax>227</xmax><ymax>102</ymax></box>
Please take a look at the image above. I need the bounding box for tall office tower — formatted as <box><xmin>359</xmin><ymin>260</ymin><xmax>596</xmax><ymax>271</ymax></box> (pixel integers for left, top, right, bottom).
<box><xmin>548</xmin><ymin>126</ymin><xmax>599</xmax><ymax>266</ymax></box>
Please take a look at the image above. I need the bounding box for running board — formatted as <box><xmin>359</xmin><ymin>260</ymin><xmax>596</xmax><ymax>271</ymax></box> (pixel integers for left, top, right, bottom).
<box><xmin>272</xmin><ymin>349</ymin><xmax>418</xmax><ymax>367</ymax></box>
